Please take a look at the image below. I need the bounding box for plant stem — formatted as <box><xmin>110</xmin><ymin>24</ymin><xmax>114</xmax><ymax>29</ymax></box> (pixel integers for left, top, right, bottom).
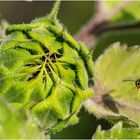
<box><xmin>74</xmin><ymin>0</ymin><xmax>132</xmax><ymax>48</ymax></box>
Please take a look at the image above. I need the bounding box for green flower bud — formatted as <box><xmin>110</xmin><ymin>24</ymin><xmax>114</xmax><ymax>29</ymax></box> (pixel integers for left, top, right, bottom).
<box><xmin>0</xmin><ymin>1</ymin><xmax>94</xmax><ymax>134</ymax></box>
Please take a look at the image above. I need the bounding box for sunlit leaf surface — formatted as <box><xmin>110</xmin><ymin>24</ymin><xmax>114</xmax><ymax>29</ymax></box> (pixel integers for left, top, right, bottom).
<box><xmin>93</xmin><ymin>122</ymin><xmax>140</xmax><ymax>139</ymax></box>
<box><xmin>0</xmin><ymin>98</ymin><xmax>45</xmax><ymax>139</ymax></box>
<box><xmin>87</xmin><ymin>42</ymin><xmax>140</xmax><ymax>127</ymax></box>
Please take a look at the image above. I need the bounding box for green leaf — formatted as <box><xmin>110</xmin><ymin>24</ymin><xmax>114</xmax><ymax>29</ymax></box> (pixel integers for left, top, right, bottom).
<box><xmin>0</xmin><ymin>98</ymin><xmax>45</xmax><ymax>139</ymax></box>
<box><xmin>93</xmin><ymin>122</ymin><xmax>140</xmax><ymax>139</ymax></box>
<box><xmin>90</xmin><ymin>42</ymin><xmax>140</xmax><ymax>127</ymax></box>
<box><xmin>104</xmin><ymin>1</ymin><xmax>140</xmax><ymax>22</ymax></box>
<box><xmin>84</xmin><ymin>99</ymin><xmax>138</xmax><ymax>128</ymax></box>
<box><xmin>93</xmin><ymin>28</ymin><xmax>140</xmax><ymax>60</ymax></box>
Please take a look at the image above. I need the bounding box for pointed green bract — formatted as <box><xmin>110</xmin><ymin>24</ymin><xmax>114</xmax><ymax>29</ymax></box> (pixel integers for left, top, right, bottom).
<box><xmin>0</xmin><ymin>0</ymin><xmax>94</xmax><ymax>134</ymax></box>
<box><xmin>48</xmin><ymin>0</ymin><xmax>61</xmax><ymax>21</ymax></box>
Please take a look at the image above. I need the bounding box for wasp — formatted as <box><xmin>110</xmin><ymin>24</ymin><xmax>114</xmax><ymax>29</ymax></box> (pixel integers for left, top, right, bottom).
<box><xmin>123</xmin><ymin>79</ymin><xmax>140</xmax><ymax>89</ymax></box>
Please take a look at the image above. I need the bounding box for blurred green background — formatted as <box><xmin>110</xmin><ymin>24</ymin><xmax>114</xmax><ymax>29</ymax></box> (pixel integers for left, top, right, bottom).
<box><xmin>0</xmin><ymin>1</ymin><xmax>95</xmax><ymax>34</ymax></box>
<box><xmin>0</xmin><ymin>1</ymin><xmax>112</xmax><ymax>139</ymax></box>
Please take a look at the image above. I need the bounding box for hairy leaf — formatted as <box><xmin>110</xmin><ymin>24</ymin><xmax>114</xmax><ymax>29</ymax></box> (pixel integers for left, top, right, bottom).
<box><xmin>0</xmin><ymin>98</ymin><xmax>45</xmax><ymax>139</ymax></box>
<box><xmin>89</xmin><ymin>42</ymin><xmax>140</xmax><ymax>127</ymax></box>
<box><xmin>84</xmin><ymin>99</ymin><xmax>138</xmax><ymax>128</ymax></box>
<box><xmin>93</xmin><ymin>122</ymin><xmax>140</xmax><ymax>139</ymax></box>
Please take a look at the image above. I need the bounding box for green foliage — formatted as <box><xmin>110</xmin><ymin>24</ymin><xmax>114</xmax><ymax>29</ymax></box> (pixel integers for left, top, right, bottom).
<box><xmin>93</xmin><ymin>2</ymin><xmax>140</xmax><ymax>60</ymax></box>
<box><xmin>87</xmin><ymin>42</ymin><xmax>140</xmax><ymax>128</ymax></box>
<box><xmin>104</xmin><ymin>1</ymin><xmax>140</xmax><ymax>22</ymax></box>
<box><xmin>1</xmin><ymin>1</ymin><xmax>140</xmax><ymax>139</ymax></box>
<box><xmin>0</xmin><ymin>1</ymin><xmax>94</xmax><ymax>135</ymax></box>
<box><xmin>93</xmin><ymin>122</ymin><xmax>140</xmax><ymax>139</ymax></box>
<box><xmin>84</xmin><ymin>99</ymin><xmax>138</xmax><ymax>128</ymax></box>
<box><xmin>93</xmin><ymin>29</ymin><xmax>140</xmax><ymax>60</ymax></box>
<box><xmin>0</xmin><ymin>98</ymin><xmax>45</xmax><ymax>139</ymax></box>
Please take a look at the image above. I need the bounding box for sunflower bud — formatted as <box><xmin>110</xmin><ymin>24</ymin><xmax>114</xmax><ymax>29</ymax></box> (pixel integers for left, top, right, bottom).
<box><xmin>0</xmin><ymin>1</ymin><xmax>94</xmax><ymax>134</ymax></box>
